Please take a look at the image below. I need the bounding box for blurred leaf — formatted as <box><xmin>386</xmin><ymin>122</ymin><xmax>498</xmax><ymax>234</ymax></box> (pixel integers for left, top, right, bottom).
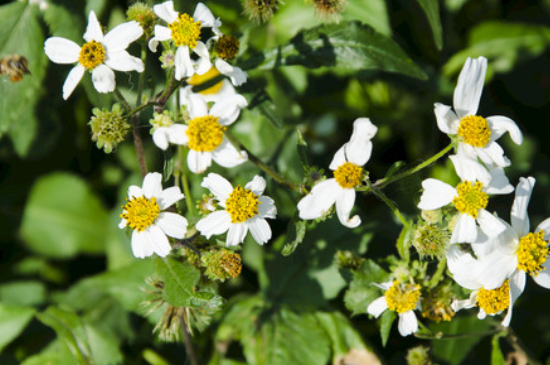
<box><xmin>20</xmin><ymin>173</ymin><xmax>109</xmax><ymax>258</ymax></box>
<box><xmin>414</xmin><ymin>0</ymin><xmax>443</xmax><ymax>49</ymax></box>
<box><xmin>85</xmin><ymin>0</ymin><xmax>109</xmax><ymax>18</ymax></box>
<box><xmin>84</xmin><ymin>324</ymin><xmax>124</xmax><ymax>365</ymax></box>
<box><xmin>276</xmin><ymin>131</ymin><xmax>303</xmax><ymax>183</ymax></box>
<box><xmin>343</xmin><ymin>0</ymin><xmax>391</xmax><ymax>36</ymax></box>
<box><xmin>22</xmin><ymin>340</ymin><xmax>75</xmax><ymax>365</ymax></box>
<box><xmin>344</xmin><ymin>259</ymin><xmax>388</xmax><ymax>315</ymax></box>
<box><xmin>0</xmin><ymin>281</ymin><xmax>46</xmax><ymax>307</ymax></box>
<box><xmin>244</xmin><ymin>21</ymin><xmax>427</xmax><ymax>80</ymax></box>
<box><xmin>282</xmin><ymin>218</ymin><xmax>307</xmax><ymax>256</ymax></box>
<box><xmin>44</xmin><ymin>3</ymin><xmax>83</xmax><ymax>41</ymax></box>
<box><xmin>379</xmin><ymin>310</ymin><xmax>396</xmax><ymax>347</ymax></box>
<box><xmin>0</xmin><ymin>304</ymin><xmax>35</xmax><ymax>353</ymax></box>
<box><xmin>296</xmin><ymin>129</ymin><xmax>309</xmax><ymax>169</ymax></box>
<box><xmin>240</xmin><ymin>80</ymin><xmax>284</xmax><ymax>129</ymax></box>
<box><xmin>443</xmin><ymin>21</ymin><xmax>550</xmax><ymax>77</ymax></box>
<box><xmin>491</xmin><ymin>334</ymin><xmax>506</xmax><ymax>365</ymax></box>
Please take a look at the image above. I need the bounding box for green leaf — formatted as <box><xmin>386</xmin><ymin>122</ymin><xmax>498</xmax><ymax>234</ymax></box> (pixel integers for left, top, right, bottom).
<box><xmin>0</xmin><ymin>281</ymin><xmax>46</xmax><ymax>307</ymax></box>
<box><xmin>379</xmin><ymin>310</ymin><xmax>396</xmax><ymax>347</ymax></box>
<box><xmin>22</xmin><ymin>340</ymin><xmax>76</xmax><ymax>365</ymax></box>
<box><xmin>20</xmin><ymin>173</ymin><xmax>109</xmax><ymax>258</ymax></box>
<box><xmin>239</xmin><ymin>80</ymin><xmax>284</xmax><ymax>129</ymax></box>
<box><xmin>491</xmin><ymin>334</ymin><xmax>506</xmax><ymax>365</ymax></box>
<box><xmin>296</xmin><ymin>129</ymin><xmax>309</xmax><ymax>170</ymax></box>
<box><xmin>282</xmin><ymin>218</ymin><xmax>307</xmax><ymax>256</ymax></box>
<box><xmin>343</xmin><ymin>0</ymin><xmax>391</xmax><ymax>36</ymax></box>
<box><xmin>344</xmin><ymin>260</ymin><xmax>389</xmax><ymax>315</ymax></box>
<box><xmin>0</xmin><ymin>304</ymin><xmax>35</xmax><ymax>353</ymax></box>
<box><xmin>414</xmin><ymin>0</ymin><xmax>443</xmax><ymax>49</ymax></box>
<box><xmin>244</xmin><ymin>22</ymin><xmax>427</xmax><ymax>80</ymax></box>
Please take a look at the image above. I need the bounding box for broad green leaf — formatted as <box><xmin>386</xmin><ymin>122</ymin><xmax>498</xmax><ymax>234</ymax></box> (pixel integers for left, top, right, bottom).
<box><xmin>0</xmin><ymin>304</ymin><xmax>35</xmax><ymax>353</ymax></box>
<box><xmin>244</xmin><ymin>22</ymin><xmax>427</xmax><ymax>80</ymax></box>
<box><xmin>379</xmin><ymin>310</ymin><xmax>396</xmax><ymax>347</ymax></box>
<box><xmin>344</xmin><ymin>260</ymin><xmax>389</xmax><ymax>315</ymax></box>
<box><xmin>20</xmin><ymin>173</ymin><xmax>109</xmax><ymax>258</ymax></box>
<box><xmin>491</xmin><ymin>334</ymin><xmax>506</xmax><ymax>365</ymax></box>
<box><xmin>0</xmin><ymin>281</ymin><xmax>46</xmax><ymax>307</ymax></box>
<box><xmin>415</xmin><ymin>0</ymin><xmax>443</xmax><ymax>49</ymax></box>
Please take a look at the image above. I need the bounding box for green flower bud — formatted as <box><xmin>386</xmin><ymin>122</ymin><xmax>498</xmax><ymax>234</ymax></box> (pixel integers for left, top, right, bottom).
<box><xmin>421</xmin><ymin>209</ymin><xmax>442</xmax><ymax>224</ymax></box>
<box><xmin>127</xmin><ymin>2</ymin><xmax>156</xmax><ymax>36</ymax></box>
<box><xmin>149</xmin><ymin>110</ymin><xmax>174</xmax><ymax>133</ymax></box>
<box><xmin>159</xmin><ymin>50</ymin><xmax>175</xmax><ymax>69</ymax></box>
<box><xmin>406</xmin><ymin>346</ymin><xmax>434</xmax><ymax>365</ymax></box>
<box><xmin>412</xmin><ymin>222</ymin><xmax>450</xmax><ymax>260</ymax></box>
<box><xmin>89</xmin><ymin>104</ymin><xmax>130</xmax><ymax>154</ymax></box>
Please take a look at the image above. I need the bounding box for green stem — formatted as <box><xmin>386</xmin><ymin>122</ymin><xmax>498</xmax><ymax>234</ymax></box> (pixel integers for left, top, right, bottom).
<box><xmin>427</xmin><ymin>258</ymin><xmax>447</xmax><ymax>289</ymax></box>
<box><xmin>415</xmin><ymin>328</ymin><xmax>503</xmax><ymax>340</ymax></box>
<box><xmin>136</xmin><ymin>43</ymin><xmax>147</xmax><ymax>107</ymax></box>
<box><xmin>224</xmin><ymin>130</ymin><xmax>300</xmax><ymax>192</ymax></box>
<box><xmin>368</xmin><ymin>181</ymin><xmax>409</xmax><ymax>228</ymax></box>
<box><xmin>374</xmin><ymin>143</ymin><xmax>454</xmax><ymax>189</ymax></box>
<box><xmin>178</xmin><ymin>146</ymin><xmax>195</xmax><ymax>218</ymax></box>
<box><xmin>114</xmin><ymin>88</ymin><xmax>132</xmax><ymax>112</ymax></box>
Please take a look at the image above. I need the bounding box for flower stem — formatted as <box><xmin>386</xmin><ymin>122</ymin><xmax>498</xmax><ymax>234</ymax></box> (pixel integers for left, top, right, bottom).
<box><xmin>374</xmin><ymin>142</ymin><xmax>454</xmax><ymax>189</ymax></box>
<box><xmin>181</xmin><ymin>319</ymin><xmax>198</xmax><ymax>365</ymax></box>
<box><xmin>414</xmin><ymin>328</ymin><xmax>503</xmax><ymax>340</ymax></box>
<box><xmin>368</xmin><ymin>181</ymin><xmax>410</xmax><ymax>228</ymax></box>
<box><xmin>224</xmin><ymin>130</ymin><xmax>301</xmax><ymax>192</ymax></box>
<box><xmin>178</xmin><ymin>146</ymin><xmax>195</xmax><ymax>218</ymax></box>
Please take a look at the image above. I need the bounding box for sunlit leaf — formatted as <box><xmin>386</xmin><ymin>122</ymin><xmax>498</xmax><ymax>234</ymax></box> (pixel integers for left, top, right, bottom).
<box><xmin>0</xmin><ymin>304</ymin><xmax>35</xmax><ymax>353</ymax></box>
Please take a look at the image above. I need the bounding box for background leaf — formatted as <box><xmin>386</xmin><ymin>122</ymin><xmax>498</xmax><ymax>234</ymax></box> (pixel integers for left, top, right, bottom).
<box><xmin>0</xmin><ymin>304</ymin><xmax>35</xmax><ymax>353</ymax></box>
<box><xmin>414</xmin><ymin>0</ymin><xmax>443</xmax><ymax>49</ymax></box>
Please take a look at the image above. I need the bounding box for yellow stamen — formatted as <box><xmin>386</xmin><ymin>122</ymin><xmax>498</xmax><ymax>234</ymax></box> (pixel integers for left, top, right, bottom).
<box><xmin>452</xmin><ymin>181</ymin><xmax>488</xmax><ymax>218</ymax></box>
<box><xmin>168</xmin><ymin>13</ymin><xmax>201</xmax><ymax>49</ymax></box>
<box><xmin>517</xmin><ymin>231</ymin><xmax>549</xmax><ymax>276</ymax></box>
<box><xmin>225</xmin><ymin>186</ymin><xmax>260</xmax><ymax>223</ymax></box>
<box><xmin>384</xmin><ymin>281</ymin><xmax>421</xmax><ymax>314</ymax></box>
<box><xmin>121</xmin><ymin>196</ymin><xmax>161</xmax><ymax>231</ymax></box>
<box><xmin>79</xmin><ymin>40</ymin><xmax>106</xmax><ymax>70</ymax></box>
<box><xmin>334</xmin><ymin>162</ymin><xmax>362</xmax><ymax>189</ymax></box>
<box><xmin>457</xmin><ymin>115</ymin><xmax>491</xmax><ymax>148</ymax></box>
<box><xmin>476</xmin><ymin>280</ymin><xmax>510</xmax><ymax>315</ymax></box>
<box><xmin>186</xmin><ymin>116</ymin><xmax>225</xmax><ymax>152</ymax></box>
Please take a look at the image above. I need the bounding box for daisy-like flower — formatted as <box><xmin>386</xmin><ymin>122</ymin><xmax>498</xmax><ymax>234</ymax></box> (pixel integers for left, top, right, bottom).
<box><xmin>149</xmin><ymin>1</ymin><xmax>216</xmax><ymax>80</ymax></box>
<box><xmin>297</xmin><ymin>118</ymin><xmax>377</xmax><ymax>228</ymax></box>
<box><xmin>195</xmin><ymin>173</ymin><xmax>277</xmax><ymax>246</ymax></box>
<box><xmin>418</xmin><ymin>153</ymin><xmax>512</xmax><ymax>244</ymax></box>
<box><xmin>44</xmin><ymin>11</ymin><xmax>144</xmax><ymax>100</ymax></box>
<box><xmin>152</xmin><ymin>93</ymin><xmax>248</xmax><ymax>173</ymax></box>
<box><xmin>210</xmin><ymin>33</ymin><xmax>247</xmax><ymax>86</ymax></box>
<box><xmin>435</xmin><ymin>56</ymin><xmax>522</xmax><ymax>169</ymax></box>
<box><xmin>474</xmin><ymin>177</ymin><xmax>550</xmax><ymax>295</ymax></box>
<box><xmin>119</xmin><ymin>172</ymin><xmax>188</xmax><ymax>259</ymax></box>
<box><xmin>446</xmin><ymin>246</ymin><xmax>521</xmax><ymax>327</ymax></box>
<box><xmin>367</xmin><ymin>280</ymin><xmax>421</xmax><ymax>337</ymax></box>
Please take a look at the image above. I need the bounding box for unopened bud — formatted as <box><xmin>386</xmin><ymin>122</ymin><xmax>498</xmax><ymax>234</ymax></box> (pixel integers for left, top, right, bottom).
<box><xmin>89</xmin><ymin>104</ymin><xmax>130</xmax><ymax>154</ymax></box>
<box><xmin>412</xmin><ymin>222</ymin><xmax>450</xmax><ymax>260</ymax></box>
<box><xmin>127</xmin><ymin>2</ymin><xmax>156</xmax><ymax>35</ymax></box>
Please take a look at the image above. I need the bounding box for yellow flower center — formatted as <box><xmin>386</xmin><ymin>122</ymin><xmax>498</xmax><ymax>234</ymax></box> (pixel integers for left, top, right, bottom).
<box><xmin>168</xmin><ymin>13</ymin><xmax>201</xmax><ymax>49</ymax></box>
<box><xmin>215</xmin><ymin>35</ymin><xmax>240</xmax><ymax>60</ymax></box>
<box><xmin>384</xmin><ymin>281</ymin><xmax>421</xmax><ymax>314</ymax></box>
<box><xmin>185</xmin><ymin>116</ymin><xmax>226</xmax><ymax>152</ymax></box>
<box><xmin>517</xmin><ymin>231</ymin><xmax>549</xmax><ymax>276</ymax></box>
<box><xmin>121</xmin><ymin>196</ymin><xmax>161</xmax><ymax>232</ymax></box>
<box><xmin>452</xmin><ymin>181</ymin><xmax>488</xmax><ymax>218</ymax></box>
<box><xmin>476</xmin><ymin>280</ymin><xmax>510</xmax><ymax>315</ymax></box>
<box><xmin>79</xmin><ymin>40</ymin><xmax>106</xmax><ymax>70</ymax></box>
<box><xmin>333</xmin><ymin>162</ymin><xmax>363</xmax><ymax>189</ymax></box>
<box><xmin>457</xmin><ymin>115</ymin><xmax>491</xmax><ymax>148</ymax></box>
<box><xmin>188</xmin><ymin>67</ymin><xmax>224</xmax><ymax>95</ymax></box>
<box><xmin>225</xmin><ymin>186</ymin><xmax>260</xmax><ymax>223</ymax></box>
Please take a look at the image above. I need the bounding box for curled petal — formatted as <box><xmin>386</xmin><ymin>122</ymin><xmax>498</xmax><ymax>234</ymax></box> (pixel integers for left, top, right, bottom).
<box><xmin>344</xmin><ymin>118</ymin><xmax>377</xmax><ymax>166</ymax></box>
<box><xmin>335</xmin><ymin>188</ymin><xmax>360</xmax><ymax>228</ymax></box>
<box><xmin>153</xmin><ymin>1</ymin><xmax>178</xmax><ymax>23</ymax></box>
<box><xmin>511</xmin><ymin>176</ymin><xmax>535</xmax><ymax>237</ymax></box>
<box><xmin>298</xmin><ymin>179</ymin><xmax>340</xmax><ymax>220</ymax></box>
<box><xmin>488</xmin><ymin>116</ymin><xmax>523</xmax><ymax>145</ymax></box>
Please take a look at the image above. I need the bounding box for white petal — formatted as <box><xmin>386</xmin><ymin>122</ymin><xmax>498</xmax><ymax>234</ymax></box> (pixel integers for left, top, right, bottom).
<box><xmin>166</xmin><ymin>124</ymin><xmax>188</xmax><ymax>145</ymax></box>
<box><xmin>175</xmin><ymin>46</ymin><xmax>193</xmax><ymax>80</ymax></box>
<box><xmin>193</xmin><ymin>40</ymin><xmax>211</xmax><ymax>61</ymax></box>
<box><xmin>193</xmin><ymin>3</ymin><xmax>215</xmax><ymax>27</ymax></box>
<box><xmin>477</xmin><ymin>251</ymin><xmax>517</xmax><ymax>290</ymax></box>
<box><xmin>335</xmin><ymin>188</ymin><xmax>360</xmax><ymax>228</ymax></box>
<box><xmin>62</xmin><ymin>64</ymin><xmax>85</xmax><ymax>100</ymax></box>
<box><xmin>511</xmin><ymin>176</ymin><xmax>535</xmax><ymax>237</ymax></box>
<box><xmin>477</xmin><ymin>210</ymin><xmax>507</xmax><ymax>238</ymax></box>
<box><xmin>142</xmin><ymin>172</ymin><xmax>163</xmax><ymax>199</ymax></box>
<box><xmin>484</xmin><ymin>167</ymin><xmax>514</xmax><ymax>195</ymax></box>
<box><xmin>215</xmin><ymin>59</ymin><xmax>247</xmax><ymax>86</ymax></box>
<box><xmin>397</xmin><ymin>311</ymin><xmax>418</xmax><ymax>337</ymax></box>
<box><xmin>446</xmin><ymin>246</ymin><xmax>482</xmax><ymax>289</ymax></box>
<box><xmin>537</xmin><ymin>217</ymin><xmax>550</xmax><ymax>240</ymax></box>
<box><xmin>127</xmin><ymin>185</ymin><xmax>142</xmax><ymax>199</ymax></box>
<box><xmin>453</xmin><ymin>56</ymin><xmax>487</xmax><ymax>118</ymax></box>
<box><xmin>417</xmin><ymin>179</ymin><xmax>456</xmax><ymax>210</ymax></box>
<box><xmin>434</xmin><ymin>102</ymin><xmax>459</xmax><ymax>134</ymax></box>
<box><xmin>328</xmin><ymin>146</ymin><xmax>346</xmax><ymax>171</ymax></box>
<box><xmin>158</xmin><ymin>186</ymin><xmax>184</xmax><ymax>209</ymax></box>
<box><xmin>152</xmin><ymin>128</ymin><xmax>170</xmax><ymax>150</ymax></box>
<box><xmin>245</xmin><ymin>175</ymin><xmax>266</xmax><ymax>196</ymax></box>
<box><xmin>187</xmin><ymin>150</ymin><xmax>212</xmax><ymax>174</ymax></box>
<box><xmin>450</xmin><ymin>154</ymin><xmax>490</xmax><ymax>184</ymax></box>
<box><xmin>105</xmin><ymin>51</ymin><xmax>144</xmax><ymax>72</ymax></box>
<box><xmin>482</xmin><ymin>141</ymin><xmax>510</xmax><ymax>168</ymax></box>
<box><xmin>451</xmin><ymin>293</ymin><xmax>477</xmax><ymax>312</ymax></box>
<box><xmin>503</xmin><ymin>270</ymin><xmax>525</xmax><ymax>327</ymax></box>
<box><xmin>146</xmin><ymin>225</ymin><xmax>172</xmax><ymax>257</ymax></box>
<box><xmin>450</xmin><ymin>213</ymin><xmax>477</xmax><ymax>244</ymax></box>
<box><xmin>247</xmin><ymin>218</ymin><xmax>272</xmax><ymax>245</ymax></box>
<box><xmin>226</xmin><ymin>223</ymin><xmax>248</xmax><ymax>246</ymax></box>
<box><xmin>201</xmin><ymin>173</ymin><xmax>233</xmax><ymax>204</ymax></box>
<box><xmin>210</xmin><ymin>93</ymin><xmax>248</xmax><ymax>126</ymax></box>
<box><xmin>156</xmin><ymin>212</ymin><xmax>188</xmax><ymax>239</ymax></box>
<box><xmin>533</xmin><ymin>260</ymin><xmax>550</xmax><ymax>289</ymax></box>
<box><xmin>194</xmin><ymin>51</ymin><xmax>212</xmax><ymax>76</ymax></box>
<box><xmin>153</xmin><ymin>1</ymin><xmax>178</xmax><ymax>23</ymax></box>
<box><xmin>131</xmin><ymin>230</ymin><xmax>152</xmax><ymax>258</ymax></box>
<box><xmin>118</xmin><ymin>219</ymin><xmax>127</xmax><ymax>229</ymax></box>
<box><xmin>297</xmin><ymin>179</ymin><xmax>340</xmax><ymax>220</ymax></box>
<box><xmin>366</xmin><ymin>296</ymin><xmax>387</xmax><ymax>318</ymax></box>
<box><xmin>196</xmin><ymin>210</ymin><xmax>232</xmax><ymax>238</ymax></box>
<box><xmin>148</xmin><ymin>26</ymin><xmax>172</xmax><ymax>52</ymax></box>
<box><xmin>91</xmin><ymin>64</ymin><xmax>115</xmax><ymax>93</ymax></box>
<box><xmin>84</xmin><ymin>11</ymin><xmax>103</xmax><ymax>42</ymax></box>
<box><xmin>258</xmin><ymin>196</ymin><xmax>277</xmax><ymax>219</ymax></box>
<box><xmin>188</xmin><ymin>93</ymin><xmax>208</xmax><ymax>119</ymax></box>
<box><xmin>44</xmin><ymin>37</ymin><xmax>80</xmax><ymax>64</ymax></box>
<box><xmin>344</xmin><ymin>118</ymin><xmax>377</xmax><ymax>166</ymax></box>
<box><xmin>212</xmin><ymin>139</ymin><xmax>248</xmax><ymax>168</ymax></box>
<box><xmin>488</xmin><ymin>116</ymin><xmax>523</xmax><ymax>145</ymax></box>
<box><xmin>103</xmin><ymin>21</ymin><xmax>143</xmax><ymax>53</ymax></box>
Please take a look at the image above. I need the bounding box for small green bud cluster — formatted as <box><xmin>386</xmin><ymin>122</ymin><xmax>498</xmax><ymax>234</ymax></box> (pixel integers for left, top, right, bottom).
<box><xmin>412</xmin><ymin>209</ymin><xmax>451</xmax><ymax>260</ymax></box>
<box><xmin>89</xmin><ymin>103</ymin><xmax>130</xmax><ymax>154</ymax></box>
<box><xmin>406</xmin><ymin>345</ymin><xmax>434</xmax><ymax>365</ymax></box>
<box><xmin>127</xmin><ymin>2</ymin><xmax>156</xmax><ymax>36</ymax></box>
<box><xmin>201</xmin><ymin>249</ymin><xmax>242</xmax><ymax>282</ymax></box>
<box><xmin>335</xmin><ymin>250</ymin><xmax>364</xmax><ymax>271</ymax></box>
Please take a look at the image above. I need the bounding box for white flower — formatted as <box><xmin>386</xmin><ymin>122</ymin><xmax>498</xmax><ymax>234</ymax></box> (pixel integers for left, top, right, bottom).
<box><xmin>473</xmin><ymin>177</ymin><xmax>550</xmax><ymax>295</ymax></box>
<box><xmin>44</xmin><ymin>11</ymin><xmax>144</xmax><ymax>100</ymax></box>
<box><xmin>435</xmin><ymin>56</ymin><xmax>522</xmax><ymax>169</ymax></box>
<box><xmin>119</xmin><ymin>172</ymin><xmax>188</xmax><ymax>259</ymax></box>
<box><xmin>215</xmin><ymin>58</ymin><xmax>247</xmax><ymax>86</ymax></box>
<box><xmin>418</xmin><ymin>153</ymin><xmax>512</xmax><ymax>244</ymax></box>
<box><xmin>367</xmin><ymin>280</ymin><xmax>421</xmax><ymax>337</ymax></box>
<box><xmin>297</xmin><ymin>118</ymin><xmax>377</xmax><ymax>228</ymax></box>
<box><xmin>196</xmin><ymin>173</ymin><xmax>277</xmax><ymax>246</ymax></box>
<box><xmin>152</xmin><ymin>93</ymin><xmax>248</xmax><ymax>173</ymax></box>
<box><xmin>149</xmin><ymin>1</ymin><xmax>216</xmax><ymax>80</ymax></box>
<box><xmin>446</xmin><ymin>246</ymin><xmax>521</xmax><ymax>327</ymax></box>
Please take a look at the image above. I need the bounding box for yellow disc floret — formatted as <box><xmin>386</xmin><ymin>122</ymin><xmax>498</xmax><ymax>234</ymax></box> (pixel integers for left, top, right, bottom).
<box><xmin>452</xmin><ymin>181</ymin><xmax>488</xmax><ymax>218</ymax></box>
<box><xmin>188</xmin><ymin>67</ymin><xmax>224</xmax><ymax>95</ymax></box>
<box><xmin>476</xmin><ymin>280</ymin><xmax>510</xmax><ymax>315</ymax></box>
<box><xmin>457</xmin><ymin>115</ymin><xmax>491</xmax><ymax>148</ymax></box>
<box><xmin>334</xmin><ymin>162</ymin><xmax>363</xmax><ymax>189</ymax></box>
<box><xmin>186</xmin><ymin>116</ymin><xmax>226</xmax><ymax>152</ymax></box>
<box><xmin>121</xmin><ymin>196</ymin><xmax>161</xmax><ymax>231</ymax></box>
<box><xmin>517</xmin><ymin>230</ymin><xmax>549</xmax><ymax>276</ymax></box>
<box><xmin>225</xmin><ymin>186</ymin><xmax>260</xmax><ymax>223</ymax></box>
<box><xmin>384</xmin><ymin>281</ymin><xmax>421</xmax><ymax>314</ymax></box>
<box><xmin>79</xmin><ymin>40</ymin><xmax>106</xmax><ymax>70</ymax></box>
<box><xmin>168</xmin><ymin>13</ymin><xmax>201</xmax><ymax>49</ymax></box>
<box><xmin>215</xmin><ymin>35</ymin><xmax>240</xmax><ymax>60</ymax></box>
